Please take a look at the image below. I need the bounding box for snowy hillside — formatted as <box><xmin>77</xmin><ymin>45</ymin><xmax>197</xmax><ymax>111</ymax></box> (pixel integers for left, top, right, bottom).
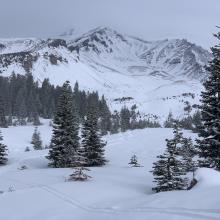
<box><xmin>0</xmin><ymin>121</ymin><xmax>220</xmax><ymax>220</ymax></box>
<box><xmin>0</xmin><ymin>27</ymin><xmax>212</xmax><ymax>119</ymax></box>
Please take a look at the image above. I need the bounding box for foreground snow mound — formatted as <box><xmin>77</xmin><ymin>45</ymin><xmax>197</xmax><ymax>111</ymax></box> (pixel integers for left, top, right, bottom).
<box><xmin>195</xmin><ymin>168</ymin><xmax>220</xmax><ymax>188</ymax></box>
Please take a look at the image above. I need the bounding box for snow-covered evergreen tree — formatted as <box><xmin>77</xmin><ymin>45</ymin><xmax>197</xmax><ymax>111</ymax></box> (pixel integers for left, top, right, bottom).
<box><xmin>191</xmin><ymin>110</ymin><xmax>202</xmax><ymax>132</ymax></box>
<box><xmin>0</xmin><ymin>96</ymin><xmax>8</xmax><ymax>128</ymax></box>
<box><xmin>82</xmin><ymin>107</ymin><xmax>107</xmax><ymax>167</ymax></box>
<box><xmin>68</xmin><ymin>167</ymin><xmax>91</xmax><ymax>181</ymax></box>
<box><xmin>99</xmin><ymin>95</ymin><xmax>112</xmax><ymax>135</ymax></box>
<box><xmin>110</xmin><ymin>110</ymin><xmax>120</xmax><ymax>134</ymax></box>
<box><xmin>120</xmin><ymin>106</ymin><xmax>130</xmax><ymax>132</ymax></box>
<box><xmin>196</xmin><ymin>32</ymin><xmax>220</xmax><ymax>170</ymax></box>
<box><xmin>0</xmin><ymin>130</ymin><xmax>8</xmax><ymax>165</ymax></box>
<box><xmin>47</xmin><ymin>81</ymin><xmax>80</xmax><ymax>168</ymax></box>
<box><xmin>31</xmin><ymin>127</ymin><xmax>43</xmax><ymax>150</ymax></box>
<box><xmin>171</xmin><ymin>122</ymin><xmax>184</xmax><ymax>151</ymax></box>
<box><xmin>180</xmin><ymin>137</ymin><xmax>196</xmax><ymax>173</ymax></box>
<box><xmin>128</xmin><ymin>154</ymin><xmax>140</xmax><ymax>167</ymax></box>
<box><xmin>70</xmin><ymin>142</ymin><xmax>88</xmax><ymax>167</ymax></box>
<box><xmin>151</xmin><ymin>126</ymin><xmax>188</xmax><ymax>193</ymax></box>
<box><xmin>33</xmin><ymin>113</ymin><xmax>41</xmax><ymax>126</ymax></box>
<box><xmin>164</xmin><ymin>111</ymin><xmax>175</xmax><ymax>128</ymax></box>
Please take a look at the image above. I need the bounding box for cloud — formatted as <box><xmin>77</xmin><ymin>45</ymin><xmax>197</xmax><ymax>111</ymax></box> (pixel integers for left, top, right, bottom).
<box><xmin>0</xmin><ymin>0</ymin><xmax>219</xmax><ymax>48</ymax></box>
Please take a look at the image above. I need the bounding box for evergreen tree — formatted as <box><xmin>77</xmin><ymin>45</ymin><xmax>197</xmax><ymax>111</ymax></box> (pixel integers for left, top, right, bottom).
<box><xmin>179</xmin><ymin>116</ymin><xmax>193</xmax><ymax>130</ymax></box>
<box><xmin>151</xmin><ymin>126</ymin><xmax>188</xmax><ymax>193</ymax></box>
<box><xmin>128</xmin><ymin>154</ymin><xmax>140</xmax><ymax>167</ymax></box>
<box><xmin>164</xmin><ymin>111</ymin><xmax>175</xmax><ymax>128</ymax></box>
<box><xmin>32</xmin><ymin>112</ymin><xmax>41</xmax><ymax>126</ymax></box>
<box><xmin>82</xmin><ymin>107</ymin><xmax>107</xmax><ymax>166</ymax></box>
<box><xmin>47</xmin><ymin>81</ymin><xmax>80</xmax><ymax>168</ymax></box>
<box><xmin>31</xmin><ymin>127</ymin><xmax>43</xmax><ymax>150</ymax></box>
<box><xmin>15</xmin><ymin>88</ymin><xmax>27</xmax><ymax>125</ymax></box>
<box><xmin>110</xmin><ymin>111</ymin><xmax>120</xmax><ymax>134</ymax></box>
<box><xmin>39</xmin><ymin>78</ymin><xmax>55</xmax><ymax>118</ymax></box>
<box><xmin>0</xmin><ymin>130</ymin><xmax>8</xmax><ymax>165</ymax></box>
<box><xmin>168</xmin><ymin>122</ymin><xmax>184</xmax><ymax>153</ymax></box>
<box><xmin>191</xmin><ymin>110</ymin><xmax>202</xmax><ymax>132</ymax></box>
<box><xmin>180</xmin><ymin>137</ymin><xmax>196</xmax><ymax>173</ymax></box>
<box><xmin>7</xmin><ymin>115</ymin><xmax>12</xmax><ymax>126</ymax></box>
<box><xmin>120</xmin><ymin>106</ymin><xmax>130</xmax><ymax>132</ymax></box>
<box><xmin>196</xmin><ymin>32</ymin><xmax>220</xmax><ymax>170</ymax></box>
<box><xmin>99</xmin><ymin>95</ymin><xmax>111</xmax><ymax>135</ymax></box>
<box><xmin>0</xmin><ymin>96</ymin><xmax>8</xmax><ymax>128</ymax></box>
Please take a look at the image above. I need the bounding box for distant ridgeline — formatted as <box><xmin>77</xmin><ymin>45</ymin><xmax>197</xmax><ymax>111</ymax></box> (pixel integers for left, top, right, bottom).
<box><xmin>0</xmin><ymin>73</ymin><xmax>160</xmax><ymax>133</ymax></box>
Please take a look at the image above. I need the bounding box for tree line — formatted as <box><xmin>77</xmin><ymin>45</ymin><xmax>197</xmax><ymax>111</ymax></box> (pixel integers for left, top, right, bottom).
<box><xmin>164</xmin><ymin>110</ymin><xmax>202</xmax><ymax>132</ymax></box>
<box><xmin>0</xmin><ymin>73</ymin><xmax>160</xmax><ymax>133</ymax></box>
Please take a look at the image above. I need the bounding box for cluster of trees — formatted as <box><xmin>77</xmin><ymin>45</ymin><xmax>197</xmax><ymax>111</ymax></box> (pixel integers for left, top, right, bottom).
<box><xmin>47</xmin><ymin>81</ymin><xmax>107</xmax><ymax>169</ymax></box>
<box><xmin>0</xmin><ymin>81</ymin><xmax>107</xmax><ymax>179</ymax></box>
<box><xmin>0</xmin><ymin>73</ymin><xmax>111</xmax><ymax>128</ymax></box>
<box><xmin>0</xmin><ymin>73</ymin><xmax>160</xmax><ymax>134</ymax></box>
<box><xmin>164</xmin><ymin>111</ymin><xmax>202</xmax><ymax>132</ymax></box>
<box><xmin>112</xmin><ymin>106</ymin><xmax>161</xmax><ymax>134</ymax></box>
<box><xmin>152</xmin><ymin>32</ymin><xmax>220</xmax><ymax>193</ymax></box>
<box><xmin>151</xmin><ymin>123</ymin><xmax>196</xmax><ymax>192</ymax></box>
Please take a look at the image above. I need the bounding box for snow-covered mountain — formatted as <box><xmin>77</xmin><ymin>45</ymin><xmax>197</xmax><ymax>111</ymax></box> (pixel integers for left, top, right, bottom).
<box><xmin>0</xmin><ymin>27</ymin><xmax>212</xmax><ymax>119</ymax></box>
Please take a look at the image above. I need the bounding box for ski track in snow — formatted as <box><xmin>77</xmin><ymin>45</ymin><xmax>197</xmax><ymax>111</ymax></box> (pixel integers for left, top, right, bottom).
<box><xmin>38</xmin><ymin>185</ymin><xmax>220</xmax><ymax>220</ymax></box>
<box><xmin>3</xmin><ymin>169</ymin><xmax>220</xmax><ymax>220</ymax></box>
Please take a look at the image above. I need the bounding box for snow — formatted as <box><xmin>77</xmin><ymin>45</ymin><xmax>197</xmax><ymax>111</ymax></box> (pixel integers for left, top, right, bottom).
<box><xmin>0</xmin><ymin>27</ymin><xmax>211</xmax><ymax>121</ymax></box>
<box><xmin>0</xmin><ymin>121</ymin><xmax>220</xmax><ymax>220</ymax></box>
<box><xmin>195</xmin><ymin>168</ymin><xmax>220</xmax><ymax>188</ymax></box>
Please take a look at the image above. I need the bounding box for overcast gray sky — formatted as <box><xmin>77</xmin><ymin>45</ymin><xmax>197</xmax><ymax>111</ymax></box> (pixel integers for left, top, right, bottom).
<box><xmin>0</xmin><ymin>0</ymin><xmax>219</xmax><ymax>49</ymax></box>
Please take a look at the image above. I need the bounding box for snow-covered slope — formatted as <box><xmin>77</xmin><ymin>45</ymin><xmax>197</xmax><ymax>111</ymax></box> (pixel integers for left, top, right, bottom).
<box><xmin>0</xmin><ymin>27</ymin><xmax>212</xmax><ymax>119</ymax></box>
<box><xmin>0</xmin><ymin>122</ymin><xmax>220</xmax><ymax>220</ymax></box>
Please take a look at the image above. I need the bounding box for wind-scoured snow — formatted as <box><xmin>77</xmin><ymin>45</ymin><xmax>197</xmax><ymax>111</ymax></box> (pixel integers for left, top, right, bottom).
<box><xmin>0</xmin><ymin>121</ymin><xmax>220</xmax><ymax>220</ymax></box>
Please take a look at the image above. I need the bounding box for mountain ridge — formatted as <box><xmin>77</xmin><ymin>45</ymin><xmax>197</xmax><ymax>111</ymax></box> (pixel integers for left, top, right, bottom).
<box><xmin>0</xmin><ymin>27</ymin><xmax>212</xmax><ymax>120</ymax></box>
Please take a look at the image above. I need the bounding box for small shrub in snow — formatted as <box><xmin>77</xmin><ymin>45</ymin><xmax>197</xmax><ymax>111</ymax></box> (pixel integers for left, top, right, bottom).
<box><xmin>8</xmin><ymin>186</ymin><xmax>15</xmax><ymax>192</ymax></box>
<box><xmin>68</xmin><ymin>167</ymin><xmax>91</xmax><ymax>181</ymax></box>
<box><xmin>18</xmin><ymin>165</ymin><xmax>28</xmax><ymax>170</ymax></box>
